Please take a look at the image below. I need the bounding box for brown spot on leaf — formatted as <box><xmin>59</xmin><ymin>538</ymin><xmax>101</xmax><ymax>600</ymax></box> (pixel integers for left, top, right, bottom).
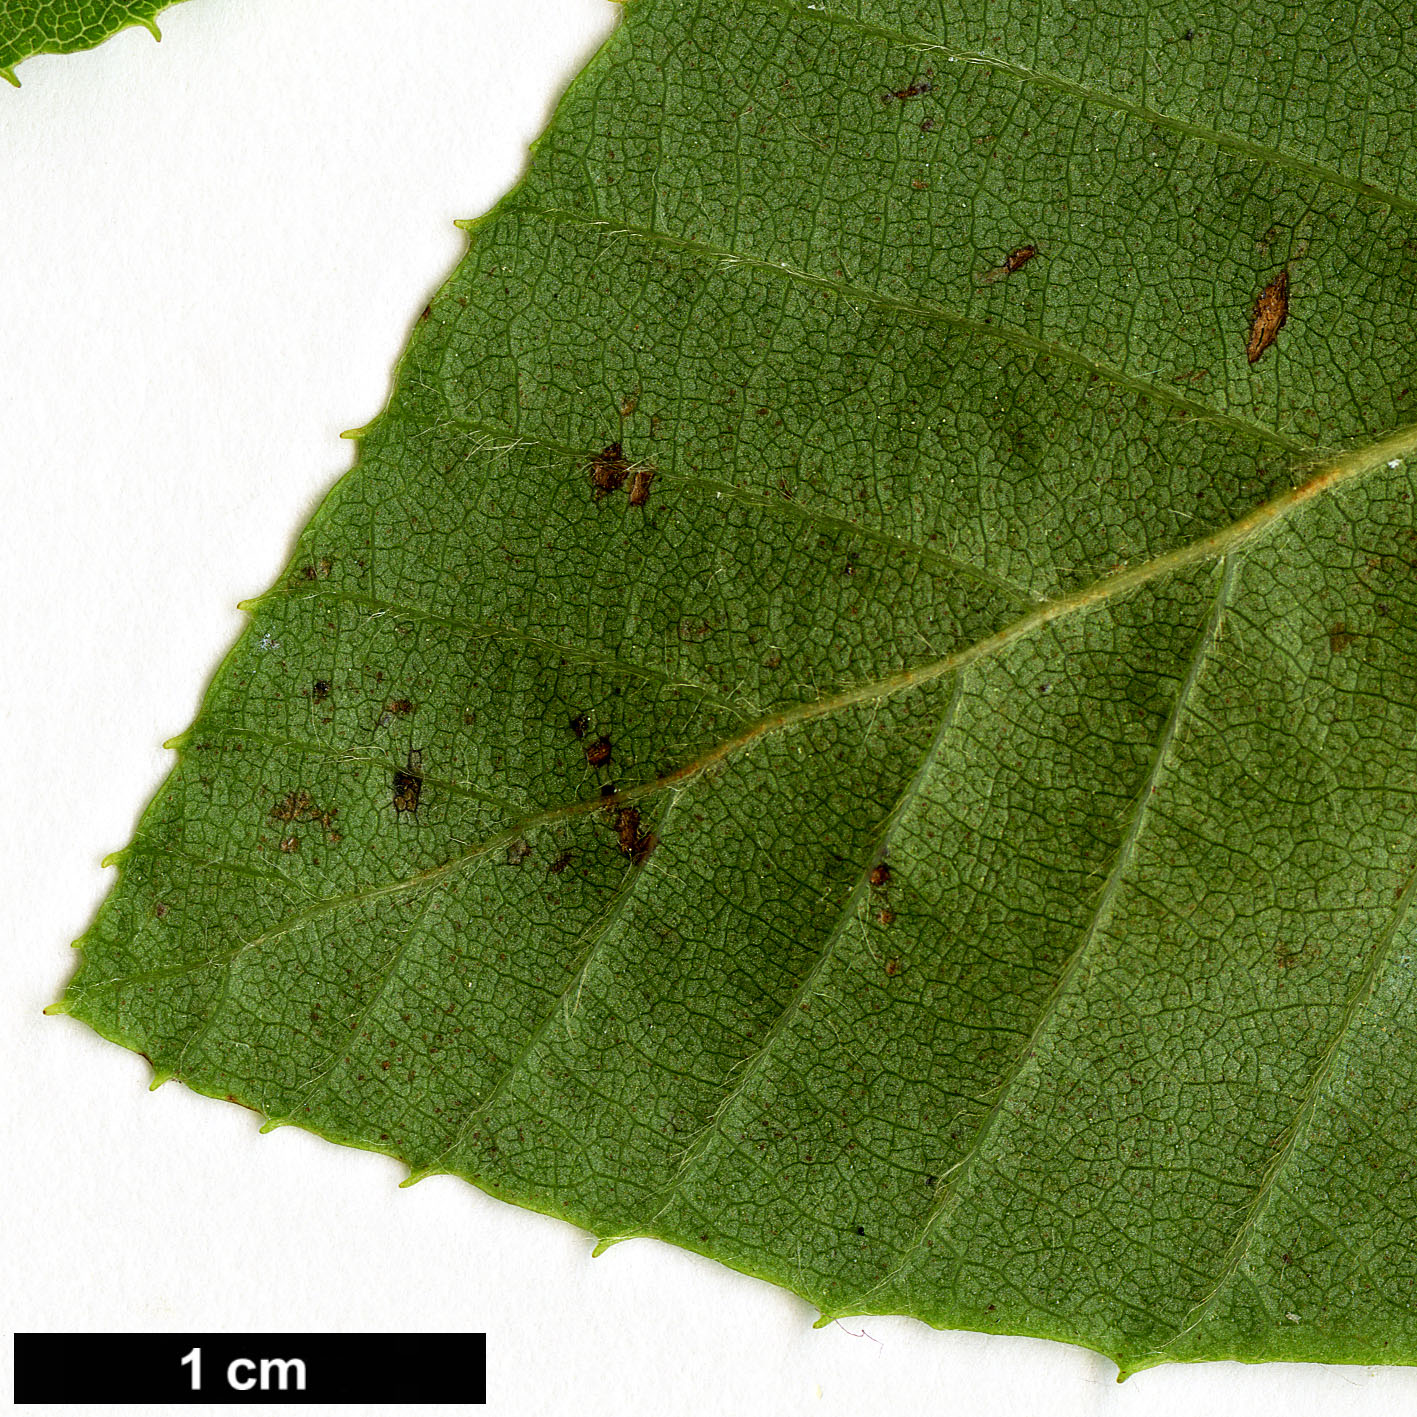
<box><xmin>279</xmin><ymin>836</ymin><xmax>300</xmax><ymax>854</ymax></box>
<box><xmin>883</xmin><ymin>79</ymin><xmax>932</xmax><ymax>103</ymax></box>
<box><xmin>299</xmin><ymin>556</ymin><xmax>333</xmax><ymax>581</ymax></box>
<box><xmin>884</xmin><ymin>957</ymin><xmax>901</xmax><ymax>976</ymax></box>
<box><xmin>589</xmin><ymin>442</ymin><xmax>629</xmax><ymax>498</ymax></box>
<box><xmin>1246</xmin><ymin>270</ymin><xmax>1289</xmax><ymax>364</ymax></box>
<box><xmin>506</xmin><ymin>838</ymin><xmax>532</xmax><ymax>866</ymax></box>
<box><xmin>586</xmin><ymin>736</ymin><xmax>612</xmax><ymax>768</ymax></box>
<box><xmin>613</xmin><ymin>807</ymin><xmax>659</xmax><ymax>864</ymax></box>
<box><xmin>869</xmin><ymin>863</ymin><xmax>891</xmax><ymax>890</ymax></box>
<box><xmin>393</xmin><ymin>749</ymin><xmax>423</xmax><ymax>815</ymax></box>
<box><xmin>620</xmin><ymin>394</ymin><xmax>638</xmax><ymax>418</ymax></box>
<box><xmin>1172</xmin><ymin>368</ymin><xmax>1211</xmax><ymax>387</ymax></box>
<box><xmin>1329</xmin><ymin>622</ymin><xmax>1357</xmax><ymax>653</ymax></box>
<box><xmin>419</xmin><ymin>304</ymin><xmax>432</xmax><ymax>322</ymax></box>
<box><xmin>154</xmin><ymin>902</ymin><xmax>169</xmax><ymax>918</ymax></box>
<box><xmin>549</xmin><ymin>850</ymin><xmax>573</xmax><ymax>874</ymax></box>
<box><xmin>312</xmin><ymin>680</ymin><xmax>331</xmax><ymax>702</ymax></box>
<box><xmin>979</xmin><ymin>245</ymin><xmax>1041</xmax><ymax>284</ymax></box>
<box><xmin>877</xmin><ymin>909</ymin><xmax>895</xmax><ymax>927</ymax></box>
<box><xmin>614</xmin><ymin>806</ymin><xmax>642</xmax><ymax>856</ymax></box>
<box><xmin>385</xmin><ymin>699</ymin><xmax>414</xmax><ymax>717</ymax></box>
<box><xmin>271</xmin><ymin>790</ymin><xmax>337</xmax><ymax>830</ymax></box>
<box><xmin>569</xmin><ymin>713</ymin><xmax>590</xmax><ymax>739</ymax></box>
<box><xmin>627</xmin><ymin>463</ymin><xmax>656</xmax><ymax>508</ymax></box>
<box><xmin>271</xmin><ymin>790</ymin><xmax>312</xmax><ymax>823</ymax></box>
<box><xmin>1275</xmin><ymin>938</ymin><xmax>1321</xmax><ymax>971</ymax></box>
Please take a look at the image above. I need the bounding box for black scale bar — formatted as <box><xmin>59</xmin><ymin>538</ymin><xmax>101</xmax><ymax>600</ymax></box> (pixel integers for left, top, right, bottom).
<box><xmin>13</xmin><ymin>1332</ymin><xmax>487</xmax><ymax>1405</ymax></box>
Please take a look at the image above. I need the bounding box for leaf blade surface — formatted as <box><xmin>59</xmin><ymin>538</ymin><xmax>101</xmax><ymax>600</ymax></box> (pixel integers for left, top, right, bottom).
<box><xmin>62</xmin><ymin>0</ymin><xmax>1417</xmax><ymax>1372</ymax></box>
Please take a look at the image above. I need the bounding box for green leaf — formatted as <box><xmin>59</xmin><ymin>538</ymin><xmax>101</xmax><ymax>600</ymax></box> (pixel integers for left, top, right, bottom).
<box><xmin>59</xmin><ymin>0</ymin><xmax>1417</xmax><ymax>1375</ymax></box>
<box><xmin>0</xmin><ymin>0</ymin><xmax>191</xmax><ymax>85</ymax></box>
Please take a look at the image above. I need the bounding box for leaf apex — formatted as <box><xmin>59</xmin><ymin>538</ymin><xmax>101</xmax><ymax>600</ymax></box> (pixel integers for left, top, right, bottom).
<box><xmin>1</xmin><ymin>68</ymin><xmax>18</xmax><ymax>88</ymax></box>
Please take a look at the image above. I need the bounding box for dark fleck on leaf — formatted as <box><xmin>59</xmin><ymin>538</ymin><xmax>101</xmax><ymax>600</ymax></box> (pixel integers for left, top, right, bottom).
<box><xmin>613</xmin><ymin>806</ymin><xmax>658</xmax><ymax>864</ymax></box>
<box><xmin>883</xmin><ymin>79</ymin><xmax>932</xmax><ymax>102</ymax></box>
<box><xmin>1003</xmin><ymin>244</ymin><xmax>1039</xmax><ymax>274</ymax></box>
<box><xmin>589</xmin><ymin>442</ymin><xmax>630</xmax><ymax>498</ymax></box>
<box><xmin>1329</xmin><ymin>622</ymin><xmax>1358</xmax><ymax>653</ymax></box>
<box><xmin>1246</xmin><ymin>269</ymin><xmax>1290</xmax><ymax>363</ymax></box>
<box><xmin>979</xmin><ymin>244</ymin><xmax>1041</xmax><ymax>284</ymax></box>
<box><xmin>627</xmin><ymin>463</ymin><xmax>656</xmax><ymax>507</ymax></box>
<box><xmin>392</xmin><ymin>750</ymin><xmax>423</xmax><ymax>815</ymax></box>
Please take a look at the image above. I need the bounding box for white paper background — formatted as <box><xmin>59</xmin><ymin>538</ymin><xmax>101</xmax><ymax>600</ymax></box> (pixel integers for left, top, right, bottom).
<box><xmin>2</xmin><ymin>2</ymin><xmax>1413</xmax><ymax>1413</ymax></box>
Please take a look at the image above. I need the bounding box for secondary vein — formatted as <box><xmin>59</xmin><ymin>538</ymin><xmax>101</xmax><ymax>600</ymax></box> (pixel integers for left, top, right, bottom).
<box><xmin>852</xmin><ymin>552</ymin><xmax>1238</xmax><ymax>1304</ymax></box>
<box><xmin>509</xmin><ymin>205</ymin><xmax>1307</xmax><ymax>454</ymax></box>
<box><xmin>770</xmin><ymin>0</ymin><xmax>1417</xmax><ymax>219</ymax></box>
<box><xmin>423</xmin><ymin>414</ymin><xmax>1042</xmax><ymax>606</ymax></box>
<box><xmin>1153</xmin><ymin>861</ymin><xmax>1417</xmax><ymax>1356</ymax></box>
<box><xmin>614</xmin><ymin>673</ymin><xmax>968</xmax><ymax>1241</ymax></box>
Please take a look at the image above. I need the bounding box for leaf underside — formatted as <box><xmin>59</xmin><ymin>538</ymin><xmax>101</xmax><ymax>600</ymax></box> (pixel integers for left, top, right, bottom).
<box><xmin>60</xmin><ymin>0</ymin><xmax>1417</xmax><ymax>1374</ymax></box>
<box><xmin>0</xmin><ymin>0</ymin><xmax>189</xmax><ymax>85</ymax></box>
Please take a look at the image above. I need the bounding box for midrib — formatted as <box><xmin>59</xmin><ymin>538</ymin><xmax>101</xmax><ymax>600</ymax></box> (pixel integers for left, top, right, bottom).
<box><xmin>73</xmin><ymin>419</ymin><xmax>1417</xmax><ymax>1000</ymax></box>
